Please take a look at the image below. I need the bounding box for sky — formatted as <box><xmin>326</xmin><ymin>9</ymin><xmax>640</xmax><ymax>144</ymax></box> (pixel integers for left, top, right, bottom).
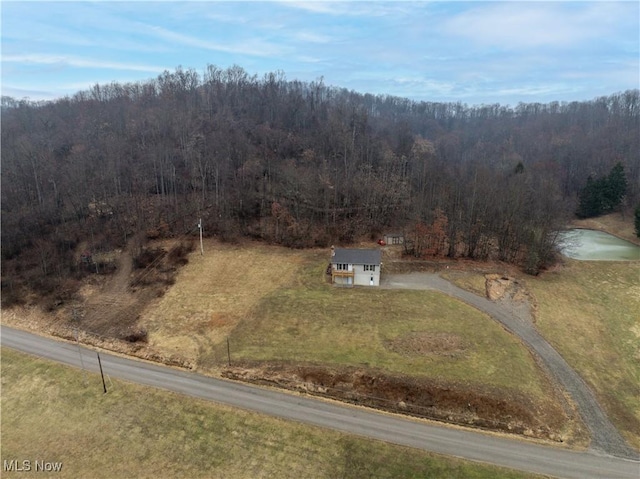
<box><xmin>1</xmin><ymin>1</ymin><xmax>638</xmax><ymax>106</ymax></box>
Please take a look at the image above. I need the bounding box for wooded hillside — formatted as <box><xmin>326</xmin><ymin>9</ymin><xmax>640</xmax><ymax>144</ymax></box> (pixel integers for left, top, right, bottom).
<box><xmin>2</xmin><ymin>65</ymin><xmax>638</xmax><ymax>303</ymax></box>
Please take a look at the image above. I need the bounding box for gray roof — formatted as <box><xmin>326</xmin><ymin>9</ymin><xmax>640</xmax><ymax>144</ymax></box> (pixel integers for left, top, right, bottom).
<box><xmin>331</xmin><ymin>248</ymin><xmax>381</xmax><ymax>265</ymax></box>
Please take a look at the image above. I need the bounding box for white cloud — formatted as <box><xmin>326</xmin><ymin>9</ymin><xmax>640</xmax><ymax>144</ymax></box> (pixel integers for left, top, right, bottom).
<box><xmin>1</xmin><ymin>85</ymin><xmax>59</xmax><ymax>101</ymax></box>
<box><xmin>143</xmin><ymin>24</ymin><xmax>288</xmax><ymax>57</ymax></box>
<box><xmin>276</xmin><ymin>0</ymin><xmax>415</xmax><ymax>18</ymax></box>
<box><xmin>293</xmin><ymin>31</ymin><xmax>334</xmax><ymax>44</ymax></box>
<box><xmin>276</xmin><ymin>1</ymin><xmax>349</xmax><ymax>15</ymax></box>
<box><xmin>2</xmin><ymin>54</ymin><xmax>166</xmax><ymax>73</ymax></box>
<box><xmin>494</xmin><ymin>85</ymin><xmax>575</xmax><ymax>98</ymax></box>
<box><xmin>443</xmin><ymin>2</ymin><xmax>634</xmax><ymax>49</ymax></box>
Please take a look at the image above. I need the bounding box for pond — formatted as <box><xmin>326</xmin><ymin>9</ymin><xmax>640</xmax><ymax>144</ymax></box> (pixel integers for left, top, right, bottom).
<box><xmin>558</xmin><ymin>229</ymin><xmax>640</xmax><ymax>261</ymax></box>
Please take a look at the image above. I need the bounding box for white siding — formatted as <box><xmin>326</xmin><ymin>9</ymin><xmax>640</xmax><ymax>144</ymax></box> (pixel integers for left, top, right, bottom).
<box><xmin>353</xmin><ymin>264</ymin><xmax>380</xmax><ymax>286</ymax></box>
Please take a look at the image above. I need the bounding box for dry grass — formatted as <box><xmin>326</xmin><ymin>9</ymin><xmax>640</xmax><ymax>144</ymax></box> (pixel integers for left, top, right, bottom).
<box><xmin>440</xmin><ymin>259</ymin><xmax>640</xmax><ymax>449</ymax></box>
<box><xmin>134</xmin><ymin>242</ymin><xmax>562</xmax><ymax>407</ymax></box>
<box><xmin>132</xmin><ymin>243</ymin><xmax>573</xmax><ymax>442</ymax></box>
<box><xmin>227</xmin><ymin>259</ymin><xmax>556</xmax><ymax>403</ymax></box>
<box><xmin>530</xmin><ymin>260</ymin><xmax>640</xmax><ymax>449</ymax></box>
<box><xmin>440</xmin><ymin>270</ymin><xmax>488</xmax><ymax>296</ymax></box>
<box><xmin>0</xmin><ymin>349</ymin><xmax>544</xmax><ymax>479</ymax></box>
<box><xmin>138</xmin><ymin>240</ymin><xmax>307</xmax><ymax>365</ymax></box>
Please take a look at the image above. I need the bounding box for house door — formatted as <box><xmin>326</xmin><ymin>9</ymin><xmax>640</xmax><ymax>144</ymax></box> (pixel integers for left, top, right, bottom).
<box><xmin>370</xmin><ymin>276</ymin><xmax>374</xmax><ymax>286</ymax></box>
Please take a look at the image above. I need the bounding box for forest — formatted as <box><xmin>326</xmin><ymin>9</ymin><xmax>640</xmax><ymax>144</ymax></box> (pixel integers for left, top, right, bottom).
<box><xmin>1</xmin><ymin>65</ymin><xmax>639</xmax><ymax>305</ymax></box>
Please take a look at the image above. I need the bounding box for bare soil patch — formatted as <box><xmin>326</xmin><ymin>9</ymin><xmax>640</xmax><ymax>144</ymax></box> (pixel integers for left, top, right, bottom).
<box><xmin>2</xmin><ymin>238</ymin><xmax>195</xmax><ymax>368</ymax></box>
<box><xmin>385</xmin><ymin>332</ymin><xmax>467</xmax><ymax>357</ymax></box>
<box><xmin>484</xmin><ymin>274</ymin><xmax>537</xmax><ymax>323</ymax></box>
<box><xmin>224</xmin><ymin>361</ymin><xmax>574</xmax><ymax>444</ymax></box>
<box><xmin>65</xmin><ymin>238</ymin><xmax>189</xmax><ymax>338</ymax></box>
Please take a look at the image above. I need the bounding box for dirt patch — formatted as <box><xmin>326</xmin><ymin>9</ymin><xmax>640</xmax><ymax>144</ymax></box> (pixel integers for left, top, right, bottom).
<box><xmin>485</xmin><ymin>274</ymin><xmax>537</xmax><ymax>323</ymax></box>
<box><xmin>223</xmin><ymin>361</ymin><xmax>572</xmax><ymax>444</ymax></box>
<box><xmin>385</xmin><ymin>332</ymin><xmax>467</xmax><ymax>357</ymax></box>
<box><xmin>485</xmin><ymin>274</ymin><xmax>530</xmax><ymax>301</ymax></box>
<box><xmin>69</xmin><ymin>238</ymin><xmax>191</xmax><ymax>338</ymax></box>
<box><xmin>2</xmin><ymin>238</ymin><xmax>194</xmax><ymax>364</ymax></box>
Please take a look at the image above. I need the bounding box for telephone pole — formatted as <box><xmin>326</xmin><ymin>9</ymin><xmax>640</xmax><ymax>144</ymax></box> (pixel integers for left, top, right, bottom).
<box><xmin>97</xmin><ymin>352</ymin><xmax>107</xmax><ymax>394</ymax></box>
<box><xmin>73</xmin><ymin>308</ymin><xmax>87</xmax><ymax>386</ymax></box>
<box><xmin>198</xmin><ymin>218</ymin><xmax>204</xmax><ymax>255</ymax></box>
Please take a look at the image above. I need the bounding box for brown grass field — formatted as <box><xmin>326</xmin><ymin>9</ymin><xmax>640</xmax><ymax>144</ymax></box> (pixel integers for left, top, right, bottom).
<box><xmin>9</xmin><ymin>212</ymin><xmax>637</xmax><ymax>450</ymax></box>
<box><xmin>0</xmin><ymin>348</ymin><xmax>545</xmax><ymax>479</ymax></box>
<box><xmin>139</xmin><ymin>241</ymin><xmax>308</xmax><ymax>363</ymax></box>
<box><xmin>444</xmin><ymin>257</ymin><xmax>640</xmax><ymax>449</ymax></box>
<box><xmin>133</xmin><ymin>239</ymin><xmax>579</xmax><ymax>443</ymax></box>
<box><xmin>139</xmin><ymin>241</ymin><xmax>555</xmax><ymax>397</ymax></box>
<box><xmin>531</xmin><ymin>259</ymin><xmax>640</xmax><ymax>449</ymax></box>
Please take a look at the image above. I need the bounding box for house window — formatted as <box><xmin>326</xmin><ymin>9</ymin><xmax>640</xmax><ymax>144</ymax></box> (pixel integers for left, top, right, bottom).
<box><xmin>364</xmin><ymin>264</ymin><xmax>376</xmax><ymax>272</ymax></box>
<box><xmin>336</xmin><ymin>263</ymin><xmax>349</xmax><ymax>271</ymax></box>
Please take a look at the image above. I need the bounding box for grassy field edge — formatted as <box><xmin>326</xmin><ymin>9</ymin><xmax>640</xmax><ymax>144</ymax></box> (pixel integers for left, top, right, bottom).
<box><xmin>1</xmin><ymin>348</ymin><xmax>546</xmax><ymax>479</ymax></box>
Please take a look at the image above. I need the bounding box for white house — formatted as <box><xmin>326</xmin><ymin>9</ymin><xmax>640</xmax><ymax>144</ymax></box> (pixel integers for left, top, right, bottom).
<box><xmin>330</xmin><ymin>248</ymin><xmax>382</xmax><ymax>287</ymax></box>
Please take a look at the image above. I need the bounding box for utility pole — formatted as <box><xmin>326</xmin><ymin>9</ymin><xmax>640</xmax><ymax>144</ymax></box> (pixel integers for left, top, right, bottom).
<box><xmin>97</xmin><ymin>352</ymin><xmax>107</xmax><ymax>394</ymax></box>
<box><xmin>198</xmin><ymin>218</ymin><xmax>204</xmax><ymax>255</ymax></box>
<box><xmin>73</xmin><ymin>308</ymin><xmax>87</xmax><ymax>386</ymax></box>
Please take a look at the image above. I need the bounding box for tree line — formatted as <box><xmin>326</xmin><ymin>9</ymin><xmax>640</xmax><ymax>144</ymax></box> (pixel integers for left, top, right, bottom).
<box><xmin>1</xmin><ymin>65</ymin><xmax>638</xmax><ymax>303</ymax></box>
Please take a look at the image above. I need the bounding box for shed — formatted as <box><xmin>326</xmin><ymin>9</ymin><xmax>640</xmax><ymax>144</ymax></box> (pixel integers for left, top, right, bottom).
<box><xmin>383</xmin><ymin>233</ymin><xmax>404</xmax><ymax>245</ymax></box>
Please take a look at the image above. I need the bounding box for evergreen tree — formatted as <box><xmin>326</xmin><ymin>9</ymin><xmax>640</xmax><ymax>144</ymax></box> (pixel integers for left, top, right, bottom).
<box><xmin>604</xmin><ymin>162</ymin><xmax>627</xmax><ymax>210</ymax></box>
<box><xmin>576</xmin><ymin>163</ymin><xmax>627</xmax><ymax>218</ymax></box>
<box><xmin>576</xmin><ymin>176</ymin><xmax>604</xmax><ymax>218</ymax></box>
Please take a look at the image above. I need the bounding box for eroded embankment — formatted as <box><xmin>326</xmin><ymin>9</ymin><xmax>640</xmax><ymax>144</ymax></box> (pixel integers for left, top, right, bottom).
<box><xmin>223</xmin><ymin>361</ymin><xmax>574</xmax><ymax>444</ymax></box>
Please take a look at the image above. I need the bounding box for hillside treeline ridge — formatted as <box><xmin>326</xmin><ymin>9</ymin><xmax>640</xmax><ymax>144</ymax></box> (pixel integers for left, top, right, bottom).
<box><xmin>1</xmin><ymin>65</ymin><xmax>639</xmax><ymax>301</ymax></box>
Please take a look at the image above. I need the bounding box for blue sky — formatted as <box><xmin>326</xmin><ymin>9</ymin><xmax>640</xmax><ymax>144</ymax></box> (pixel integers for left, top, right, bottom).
<box><xmin>2</xmin><ymin>1</ymin><xmax>638</xmax><ymax>106</ymax></box>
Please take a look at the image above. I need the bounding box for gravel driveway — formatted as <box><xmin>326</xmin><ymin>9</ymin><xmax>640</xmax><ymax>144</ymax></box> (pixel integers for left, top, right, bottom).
<box><xmin>381</xmin><ymin>272</ymin><xmax>638</xmax><ymax>459</ymax></box>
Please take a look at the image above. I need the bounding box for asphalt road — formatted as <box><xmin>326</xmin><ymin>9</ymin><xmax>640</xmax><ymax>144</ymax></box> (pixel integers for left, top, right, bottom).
<box><xmin>2</xmin><ymin>326</ymin><xmax>638</xmax><ymax>479</ymax></box>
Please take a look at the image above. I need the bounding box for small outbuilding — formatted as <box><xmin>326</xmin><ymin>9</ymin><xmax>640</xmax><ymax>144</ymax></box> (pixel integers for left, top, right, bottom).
<box><xmin>330</xmin><ymin>247</ymin><xmax>382</xmax><ymax>287</ymax></box>
<box><xmin>383</xmin><ymin>233</ymin><xmax>404</xmax><ymax>245</ymax></box>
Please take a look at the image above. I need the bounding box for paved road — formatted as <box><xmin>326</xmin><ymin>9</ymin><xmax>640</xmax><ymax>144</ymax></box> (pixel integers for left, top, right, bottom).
<box><xmin>381</xmin><ymin>273</ymin><xmax>638</xmax><ymax>459</ymax></box>
<box><xmin>2</xmin><ymin>326</ymin><xmax>638</xmax><ymax>479</ymax></box>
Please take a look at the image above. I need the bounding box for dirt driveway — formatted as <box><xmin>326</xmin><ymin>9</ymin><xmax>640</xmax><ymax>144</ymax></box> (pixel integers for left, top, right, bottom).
<box><xmin>381</xmin><ymin>272</ymin><xmax>637</xmax><ymax>459</ymax></box>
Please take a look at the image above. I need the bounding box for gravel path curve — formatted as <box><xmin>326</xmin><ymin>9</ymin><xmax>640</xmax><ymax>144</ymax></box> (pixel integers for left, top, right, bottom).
<box><xmin>381</xmin><ymin>272</ymin><xmax>638</xmax><ymax>459</ymax></box>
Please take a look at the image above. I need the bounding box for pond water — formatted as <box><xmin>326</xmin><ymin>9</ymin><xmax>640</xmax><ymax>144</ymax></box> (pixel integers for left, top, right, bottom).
<box><xmin>558</xmin><ymin>229</ymin><xmax>640</xmax><ymax>261</ymax></box>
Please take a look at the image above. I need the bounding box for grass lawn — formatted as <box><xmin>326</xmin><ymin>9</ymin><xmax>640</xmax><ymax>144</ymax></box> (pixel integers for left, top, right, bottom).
<box><xmin>139</xmin><ymin>241</ymin><xmax>307</xmax><ymax>363</ymax></box>
<box><xmin>139</xmin><ymin>242</ymin><xmax>559</xmax><ymax>405</ymax></box>
<box><xmin>441</xmin><ymin>259</ymin><xmax>640</xmax><ymax>450</ymax></box>
<box><xmin>530</xmin><ymin>260</ymin><xmax>640</xmax><ymax>449</ymax></box>
<box><xmin>1</xmin><ymin>349</ymin><xmax>545</xmax><ymax>479</ymax></box>
<box><xmin>229</xmin><ymin>257</ymin><xmax>551</xmax><ymax>400</ymax></box>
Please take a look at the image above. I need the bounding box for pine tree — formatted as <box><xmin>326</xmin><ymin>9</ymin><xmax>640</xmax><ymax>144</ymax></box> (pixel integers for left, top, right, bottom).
<box><xmin>576</xmin><ymin>163</ymin><xmax>627</xmax><ymax>218</ymax></box>
<box><xmin>576</xmin><ymin>176</ymin><xmax>604</xmax><ymax>218</ymax></box>
<box><xmin>604</xmin><ymin>162</ymin><xmax>627</xmax><ymax>210</ymax></box>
